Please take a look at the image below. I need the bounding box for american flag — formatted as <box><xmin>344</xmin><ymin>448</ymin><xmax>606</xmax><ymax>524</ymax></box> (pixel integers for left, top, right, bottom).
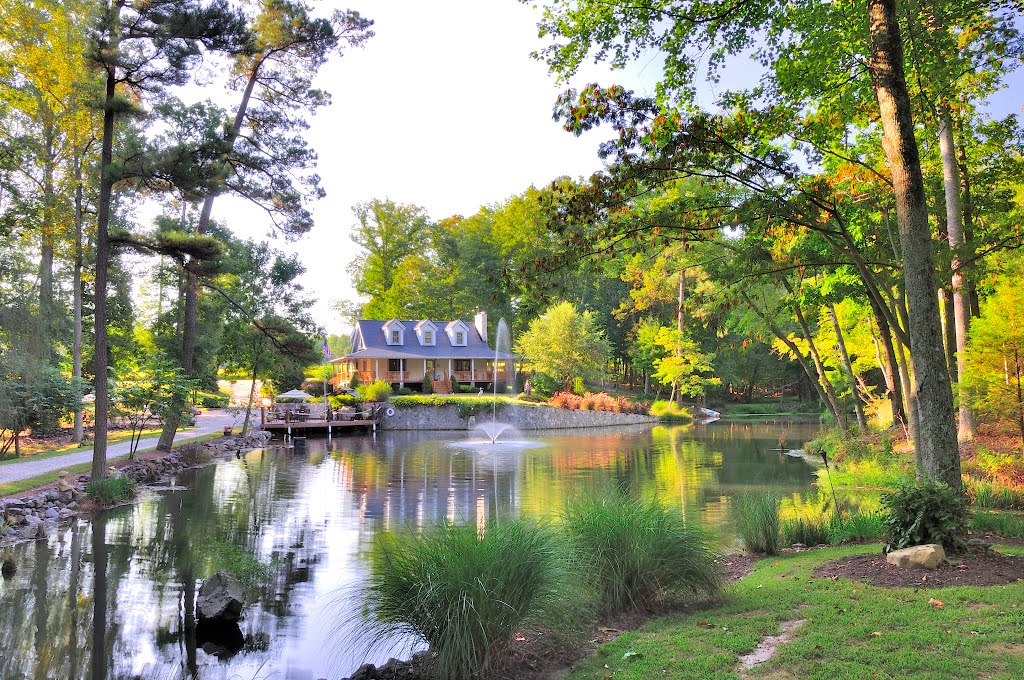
<box><xmin>322</xmin><ymin>339</ymin><xmax>332</xmax><ymax>359</ymax></box>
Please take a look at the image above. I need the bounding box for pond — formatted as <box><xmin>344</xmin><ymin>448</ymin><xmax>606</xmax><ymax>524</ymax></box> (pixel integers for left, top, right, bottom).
<box><xmin>0</xmin><ymin>420</ymin><xmax>823</xmax><ymax>680</ymax></box>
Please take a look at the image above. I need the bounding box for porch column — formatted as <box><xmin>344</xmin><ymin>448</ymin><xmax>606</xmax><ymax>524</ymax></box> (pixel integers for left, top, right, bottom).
<box><xmin>448</xmin><ymin>358</ymin><xmax>452</xmax><ymax>382</ymax></box>
<box><xmin>374</xmin><ymin>359</ymin><xmax>379</xmax><ymax>380</ymax></box>
<box><xmin>424</xmin><ymin>359</ymin><xmax>427</xmax><ymax>381</ymax></box>
<box><xmin>400</xmin><ymin>359</ymin><xmax>404</xmax><ymax>388</ymax></box>
<box><xmin>471</xmin><ymin>359</ymin><xmax>475</xmax><ymax>383</ymax></box>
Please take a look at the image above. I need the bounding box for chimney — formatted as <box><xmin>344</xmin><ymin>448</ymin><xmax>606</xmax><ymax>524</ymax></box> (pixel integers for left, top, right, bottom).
<box><xmin>474</xmin><ymin>311</ymin><xmax>488</xmax><ymax>342</ymax></box>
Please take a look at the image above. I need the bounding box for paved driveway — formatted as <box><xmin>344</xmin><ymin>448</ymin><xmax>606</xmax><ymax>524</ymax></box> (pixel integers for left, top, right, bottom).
<box><xmin>0</xmin><ymin>409</ymin><xmax>240</xmax><ymax>487</ymax></box>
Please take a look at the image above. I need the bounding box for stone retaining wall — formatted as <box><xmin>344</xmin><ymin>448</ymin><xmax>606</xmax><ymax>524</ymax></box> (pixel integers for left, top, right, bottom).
<box><xmin>381</xmin><ymin>403</ymin><xmax>657</xmax><ymax>431</ymax></box>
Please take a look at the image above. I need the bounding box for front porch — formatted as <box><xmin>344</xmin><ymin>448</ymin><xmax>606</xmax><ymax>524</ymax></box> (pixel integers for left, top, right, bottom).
<box><xmin>331</xmin><ymin>358</ymin><xmax>508</xmax><ymax>391</ymax></box>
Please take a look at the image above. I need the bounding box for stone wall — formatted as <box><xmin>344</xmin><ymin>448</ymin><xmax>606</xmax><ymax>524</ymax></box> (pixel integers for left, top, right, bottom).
<box><xmin>381</xmin><ymin>403</ymin><xmax>657</xmax><ymax>431</ymax></box>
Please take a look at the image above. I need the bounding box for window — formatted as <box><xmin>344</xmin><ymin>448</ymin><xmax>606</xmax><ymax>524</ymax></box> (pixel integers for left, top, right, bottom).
<box><xmin>425</xmin><ymin>331</ymin><xmax>433</xmax><ymax>344</ymax></box>
<box><xmin>456</xmin><ymin>331</ymin><xmax>464</xmax><ymax>345</ymax></box>
<box><xmin>391</xmin><ymin>330</ymin><xmax>400</xmax><ymax>344</ymax></box>
<box><xmin>454</xmin><ymin>359</ymin><xmax>471</xmax><ymax>371</ymax></box>
<box><xmin>388</xmin><ymin>359</ymin><xmax>401</xmax><ymax>372</ymax></box>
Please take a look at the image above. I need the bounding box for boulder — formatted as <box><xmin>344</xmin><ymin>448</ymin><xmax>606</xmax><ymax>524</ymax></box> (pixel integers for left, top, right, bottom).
<box><xmin>886</xmin><ymin>544</ymin><xmax>946</xmax><ymax>570</ymax></box>
<box><xmin>56</xmin><ymin>471</ymin><xmax>74</xmax><ymax>493</ymax></box>
<box><xmin>197</xmin><ymin>571</ymin><xmax>246</xmax><ymax>621</ymax></box>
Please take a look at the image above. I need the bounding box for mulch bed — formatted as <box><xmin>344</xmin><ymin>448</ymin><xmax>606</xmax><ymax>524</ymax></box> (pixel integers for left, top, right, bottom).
<box><xmin>813</xmin><ymin>549</ymin><xmax>1024</xmax><ymax>588</ymax></box>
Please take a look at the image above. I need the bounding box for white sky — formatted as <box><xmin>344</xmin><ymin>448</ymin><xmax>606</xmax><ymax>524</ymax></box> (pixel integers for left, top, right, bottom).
<box><xmin>177</xmin><ymin>0</ymin><xmax>1023</xmax><ymax>337</ymax></box>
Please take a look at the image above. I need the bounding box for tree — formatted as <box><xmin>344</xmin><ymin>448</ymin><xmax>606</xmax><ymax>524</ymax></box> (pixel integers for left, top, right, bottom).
<box><xmin>88</xmin><ymin>0</ymin><xmax>249</xmax><ymax>480</ymax></box>
<box><xmin>963</xmin><ymin>270</ymin><xmax>1024</xmax><ymax>447</ymax></box>
<box><xmin>0</xmin><ymin>350</ymin><xmax>78</xmax><ymax>458</ymax></box>
<box><xmin>111</xmin><ymin>355</ymin><xmax>197</xmax><ymax>457</ymax></box>
<box><xmin>516</xmin><ymin>301</ymin><xmax>610</xmax><ymax>390</ymax></box>
<box><xmin>651</xmin><ymin>327</ymin><xmax>719</xmax><ymax>402</ymax></box>
<box><xmin>162</xmin><ymin>0</ymin><xmax>373</xmax><ymax>449</ymax></box>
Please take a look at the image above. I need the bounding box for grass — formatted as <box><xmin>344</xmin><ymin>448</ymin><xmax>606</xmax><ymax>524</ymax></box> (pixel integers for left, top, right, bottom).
<box><xmin>563</xmin><ymin>490</ymin><xmax>721</xmax><ymax>613</ymax></box>
<box><xmin>0</xmin><ymin>431</ymin><xmax>222</xmax><ymax>497</ymax></box>
<box><xmin>971</xmin><ymin>510</ymin><xmax>1024</xmax><ymax>539</ymax></box>
<box><xmin>0</xmin><ymin>427</ymin><xmax>169</xmax><ymax>465</ymax></box>
<box><xmin>720</xmin><ymin>402</ymin><xmax>823</xmax><ymax>416</ymax></box>
<box><xmin>649</xmin><ymin>400</ymin><xmax>693</xmax><ymax>421</ymax></box>
<box><xmin>207</xmin><ymin>541</ymin><xmax>273</xmax><ymax>596</ymax></box>
<box><xmin>566</xmin><ymin>543</ymin><xmax>1024</xmax><ymax>679</ymax></box>
<box><xmin>85</xmin><ymin>476</ymin><xmax>136</xmax><ymax>505</ymax></box>
<box><xmin>730</xmin><ymin>492</ymin><xmax>781</xmax><ymax>554</ymax></box>
<box><xmin>781</xmin><ymin>512</ymin><xmax>885</xmax><ymax>547</ymax></box>
<box><xmin>362</xmin><ymin>518</ymin><xmax>580</xmax><ymax>679</ymax></box>
<box><xmin>966</xmin><ymin>478</ymin><xmax>1024</xmax><ymax>510</ymax></box>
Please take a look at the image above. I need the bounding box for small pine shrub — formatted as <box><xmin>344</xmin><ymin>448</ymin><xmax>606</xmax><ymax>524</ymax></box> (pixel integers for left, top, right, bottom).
<box><xmin>730</xmin><ymin>492</ymin><xmax>781</xmax><ymax>554</ymax></box>
<box><xmin>450</xmin><ymin>376</ymin><xmax>460</xmax><ymax>392</ymax></box>
<box><xmin>882</xmin><ymin>479</ymin><xmax>969</xmax><ymax>552</ymax></box>
<box><xmin>363</xmin><ymin>519</ymin><xmax>578</xmax><ymax>679</ymax></box>
<box><xmin>421</xmin><ymin>374</ymin><xmax>433</xmax><ymax>395</ymax></box>
<box><xmin>348</xmin><ymin>372</ymin><xmax>360</xmax><ymax>390</ymax></box>
<box><xmin>563</xmin><ymin>490</ymin><xmax>721</xmax><ymax>613</ymax></box>
<box><xmin>86</xmin><ymin>476</ymin><xmax>136</xmax><ymax>506</ymax></box>
<box><xmin>359</xmin><ymin>380</ymin><xmax>393</xmax><ymax>402</ymax></box>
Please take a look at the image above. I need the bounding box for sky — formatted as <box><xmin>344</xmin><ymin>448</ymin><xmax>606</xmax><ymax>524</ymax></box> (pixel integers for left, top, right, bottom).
<box><xmin>182</xmin><ymin>0</ymin><xmax>1024</xmax><ymax>338</ymax></box>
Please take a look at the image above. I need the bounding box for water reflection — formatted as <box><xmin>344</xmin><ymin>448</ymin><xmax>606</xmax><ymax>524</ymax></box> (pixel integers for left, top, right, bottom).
<box><xmin>0</xmin><ymin>420</ymin><xmax>821</xmax><ymax>679</ymax></box>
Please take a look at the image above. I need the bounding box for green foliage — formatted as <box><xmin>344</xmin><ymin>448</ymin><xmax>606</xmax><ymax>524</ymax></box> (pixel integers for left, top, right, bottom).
<box><xmin>328</xmin><ymin>394</ymin><xmax>362</xmax><ymax>408</ymax></box>
<box><xmin>649</xmin><ymin>400</ymin><xmax>693</xmax><ymax>421</ymax></box>
<box><xmin>965</xmin><ymin>479</ymin><xmax>1024</xmax><ymax>511</ymax></box>
<box><xmin>529</xmin><ymin>372</ymin><xmax>559</xmax><ymax>399</ymax></box>
<box><xmin>0</xmin><ymin>350</ymin><xmax>80</xmax><ymax>440</ymax></box>
<box><xmin>390</xmin><ymin>395</ymin><xmax>515</xmax><ymax>419</ymax></box>
<box><xmin>730</xmin><ymin>492</ymin><xmax>781</xmax><ymax>554</ymax></box>
<box><xmin>195</xmin><ymin>391</ymin><xmax>228</xmax><ymax>408</ymax></box>
<box><xmin>563</xmin><ymin>490</ymin><xmax>720</xmax><ymax>613</ymax></box>
<box><xmin>348</xmin><ymin>371</ymin><xmax>360</xmax><ymax>390</ymax></box>
<box><xmin>207</xmin><ymin>541</ymin><xmax>273</xmax><ymax>597</ymax></box>
<box><xmin>421</xmin><ymin>373</ymin><xmax>433</xmax><ymax>395</ymax></box>
<box><xmin>970</xmin><ymin>511</ymin><xmax>1024</xmax><ymax>539</ymax></box>
<box><xmin>882</xmin><ymin>480</ymin><xmax>969</xmax><ymax>552</ymax></box>
<box><xmin>358</xmin><ymin>380</ymin><xmax>392</xmax><ymax>402</ymax></box>
<box><xmin>516</xmin><ymin>302</ymin><xmax>610</xmax><ymax>390</ymax></box>
<box><xmin>651</xmin><ymin>327</ymin><xmax>720</xmax><ymax>398</ymax></box>
<box><xmin>395</xmin><ymin>387</ymin><xmax>414</xmax><ymax>396</ymax></box>
<box><xmin>363</xmin><ymin>519</ymin><xmax>578</xmax><ymax>679</ymax></box>
<box><xmin>85</xmin><ymin>476</ymin><xmax>136</xmax><ymax>506</ymax></box>
<box><xmin>572</xmin><ymin>376</ymin><xmax>585</xmax><ymax>395</ymax></box>
<box><xmin>781</xmin><ymin>512</ymin><xmax>884</xmax><ymax>547</ymax></box>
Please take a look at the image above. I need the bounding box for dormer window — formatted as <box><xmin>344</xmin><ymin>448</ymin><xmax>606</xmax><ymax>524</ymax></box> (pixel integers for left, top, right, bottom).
<box><xmin>446</xmin><ymin>319</ymin><xmax>469</xmax><ymax>346</ymax></box>
<box><xmin>425</xmin><ymin>331</ymin><xmax>433</xmax><ymax>344</ymax></box>
<box><xmin>456</xmin><ymin>331</ymin><xmax>464</xmax><ymax>344</ymax></box>
<box><xmin>415</xmin><ymin>319</ymin><xmax>438</xmax><ymax>346</ymax></box>
<box><xmin>383</xmin><ymin>319</ymin><xmax>406</xmax><ymax>346</ymax></box>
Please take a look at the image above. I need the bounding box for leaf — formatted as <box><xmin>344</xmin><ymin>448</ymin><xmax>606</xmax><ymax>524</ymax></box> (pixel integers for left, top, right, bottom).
<box><xmin>929</xmin><ymin>598</ymin><xmax>944</xmax><ymax>608</ymax></box>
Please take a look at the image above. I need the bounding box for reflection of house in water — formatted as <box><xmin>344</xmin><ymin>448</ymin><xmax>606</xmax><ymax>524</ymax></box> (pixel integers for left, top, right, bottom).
<box><xmin>328</xmin><ymin>433</ymin><xmax>522</xmax><ymax>531</ymax></box>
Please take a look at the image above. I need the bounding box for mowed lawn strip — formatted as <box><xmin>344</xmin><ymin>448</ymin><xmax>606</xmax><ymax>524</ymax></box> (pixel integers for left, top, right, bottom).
<box><xmin>0</xmin><ymin>427</ymin><xmax>170</xmax><ymax>466</ymax></box>
<box><xmin>567</xmin><ymin>544</ymin><xmax>1024</xmax><ymax>679</ymax></box>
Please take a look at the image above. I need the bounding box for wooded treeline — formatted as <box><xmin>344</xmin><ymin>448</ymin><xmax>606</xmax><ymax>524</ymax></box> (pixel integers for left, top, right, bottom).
<box><xmin>0</xmin><ymin>0</ymin><xmax>372</xmax><ymax>473</ymax></box>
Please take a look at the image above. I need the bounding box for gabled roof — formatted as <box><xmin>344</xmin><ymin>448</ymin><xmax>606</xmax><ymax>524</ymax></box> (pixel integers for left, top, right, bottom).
<box><xmin>342</xmin><ymin>319</ymin><xmax>514</xmax><ymax>360</ymax></box>
<box><xmin>414</xmin><ymin>319</ymin><xmax>438</xmax><ymax>330</ymax></box>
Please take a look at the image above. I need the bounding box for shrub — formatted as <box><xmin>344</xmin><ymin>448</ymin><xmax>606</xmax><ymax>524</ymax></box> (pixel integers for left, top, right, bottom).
<box><xmin>363</xmin><ymin>519</ymin><xmax>578</xmax><ymax>679</ymax></box>
<box><xmin>730</xmin><ymin>492</ymin><xmax>781</xmax><ymax>554</ymax></box>
<box><xmin>348</xmin><ymin>372</ymin><xmax>360</xmax><ymax>390</ymax></box>
<box><xmin>970</xmin><ymin>511</ymin><xmax>1024</xmax><ymax>538</ymax></box>
<box><xmin>86</xmin><ymin>476</ymin><xmax>136</xmax><ymax>506</ymax></box>
<box><xmin>421</xmin><ymin>374</ymin><xmax>433</xmax><ymax>395</ymax></box>
<box><xmin>359</xmin><ymin>380</ymin><xmax>392</xmax><ymax>402</ymax></box>
<box><xmin>563</xmin><ymin>490</ymin><xmax>720</xmax><ymax>613</ymax></box>
<box><xmin>572</xmin><ymin>376</ymin><xmax>585</xmax><ymax>395</ymax></box>
<box><xmin>329</xmin><ymin>394</ymin><xmax>362</xmax><ymax>408</ymax></box>
<box><xmin>882</xmin><ymin>479</ymin><xmax>969</xmax><ymax>552</ymax></box>
<box><xmin>195</xmin><ymin>392</ymin><xmax>229</xmax><ymax>408</ymax></box>
<box><xmin>178</xmin><ymin>442</ymin><xmax>211</xmax><ymax>466</ymax></box>
<box><xmin>450</xmin><ymin>376</ymin><xmax>460</xmax><ymax>392</ymax></box>
<box><xmin>781</xmin><ymin>516</ymin><xmax>831</xmax><ymax>546</ymax></box>
<box><xmin>530</xmin><ymin>372</ymin><xmax>559</xmax><ymax>399</ymax></box>
<box><xmin>458</xmin><ymin>384</ymin><xmax>475</xmax><ymax>393</ymax></box>
<box><xmin>966</xmin><ymin>479</ymin><xmax>1024</xmax><ymax>510</ymax></box>
<box><xmin>649</xmin><ymin>400</ymin><xmax>693</xmax><ymax>422</ymax></box>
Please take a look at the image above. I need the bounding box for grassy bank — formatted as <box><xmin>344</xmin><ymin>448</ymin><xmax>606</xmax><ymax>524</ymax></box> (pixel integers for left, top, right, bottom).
<box><xmin>0</xmin><ymin>427</ymin><xmax>168</xmax><ymax>464</ymax></box>
<box><xmin>566</xmin><ymin>543</ymin><xmax>1024</xmax><ymax>679</ymax></box>
<box><xmin>0</xmin><ymin>431</ymin><xmax>222</xmax><ymax>497</ymax></box>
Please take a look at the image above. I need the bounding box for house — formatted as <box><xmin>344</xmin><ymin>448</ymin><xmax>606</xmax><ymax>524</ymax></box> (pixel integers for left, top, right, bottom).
<box><xmin>331</xmin><ymin>312</ymin><xmax>512</xmax><ymax>393</ymax></box>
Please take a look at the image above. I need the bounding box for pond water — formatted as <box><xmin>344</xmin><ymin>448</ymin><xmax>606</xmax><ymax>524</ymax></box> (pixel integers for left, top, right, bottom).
<box><xmin>0</xmin><ymin>420</ymin><xmax>822</xmax><ymax>680</ymax></box>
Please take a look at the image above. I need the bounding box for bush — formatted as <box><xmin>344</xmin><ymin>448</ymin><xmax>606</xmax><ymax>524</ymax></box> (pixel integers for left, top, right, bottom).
<box><xmin>882</xmin><ymin>479</ymin><xmax>969</xmax><ymax>552</ymax></box>
<box><xmin>781</xmin><ymin>516</ymin><xmax>831</xmax><ymax>546</ymax></box>
<box><xmin>780</xmin><ymin>512</ymin><xmax>884</xmax><ymax>547</ymax></box>
<box><xmin>208</xmin><ymin>541</ymin><xmax>273</xmax><ymax>596</ymax></box>
<box><xmin>363</xmin><ymin>519</ymin><xmax>577</xmax><ymax>679</ymax></box>
<box><xmin>178</xmin><ymin>442</ymin><xmax>211</xmax><ymax>466</ymax></box>
<box><xmin>730</xmin><ymin>492</ymin><xmax>781</xmax><ymax>554</ymax></box>
<box><xmin>458</xmin><ymin>384</ymin><xmax>475</xmax><ymax>393</ymax></box>
<box><xmin>563</xmin><ymin>490</ymin><xmax>720</xmax><ymax>613</ymax></box>
<box><xmin>450</xmin><ymin>376</ymin><xmax>460</xmax><ymax>392</ymax></box>
<box><xmin>971</xmin><ymin>511</ymin><xmax>1024</xmax><ymax>538</ymax></box>
<box><xmin>359</xmin><ymin>380</ymin><xmax>392</xmax><ymax>402</ymax></box>
<box><xmin>421</xmin><ymin>374</ymin><xmax>433</xmax><ymax>395</ymax></box>
<box><xmin>195</xmin><ymin>392</ymin><xmax>229</xmax><ymax>408</ymax></box>
<box><xmin>649</xmin><ymin>400</ymin><xmax>693</xmax><ymax>422</ymax></box>
<box><xmin>348</xmin><ymin>372</ymin><xmax>360</xmax><ymax>390</ymax></box>
<box><xmin>530</xmin><ymin>372</ymin><xmax>560</xmax><ymax>399</ymax></box>
<box><xmin>572</xmin><ymin>376</ymin><xmax>585</xmax><ymax>395</ymax></box>
<box><xmin>86</xmin><ymin>476</ymin><xmax>136</xmax><ymax>506</ymax></box>
<box><xmin>329</xmin><ymin>394</ymin><xmax>362</xmax><ymax>408</ymax></box>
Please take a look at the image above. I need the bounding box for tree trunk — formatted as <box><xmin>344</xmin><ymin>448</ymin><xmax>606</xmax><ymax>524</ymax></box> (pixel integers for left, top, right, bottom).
<box><xmin>90</xmin><ymin>515</ymin><xmax>109</xmax><ymax>680</ymax></box>
<box><xmin>1015</xmin><ymin>348</ymin><xmax>1024</xmax><ymax>449</ymax></box>
<box><xmin>91</xmin><ymin>54</ymin><xmax>118</xmax><ymax>481</ymax></box>
<box><xmin>938</xmin><ymin>109</ymin><xmax>976</xmax><ymax>441</ymax></box>
<box><xmin>792</xmin><ymin>299</ymin><xmax>847</xmax><ymax>431</ymax></box>
<box><xmin>940</xmin><ymin>287</ymin><xmax>956</xmax><ymax>383</ymax></box>
<box><xmin>867</xmin><ymin>293</ymin><xmax>907</xmax><ymax>430</ymax></box>
<box><xmin>829</xmin><ymin>305</ymin><xmax>867</xmax><ymax>432</ymax></box>
<box><xmin>866</xmin><ymin>0</ymin><xmax>960</xmax><ymax>489</ymax></box>
<box><xmin>73</xmin><ymin>155</ymin><xmax>85</xmax><ymax>444</ymax></box>
<box><xmin>241</xmin><ymin>340</ymin><xmax>263</xmax><ymax>436</ymax></box>
<box><xmin>953</xmin><ymin>117</ymin><xmax>981</xmax><ymax>318</ymax></box>
<box><xmin>39</xmin><ymin>117</ymin><xmax>56</xmax><ymax>350</ymax></box>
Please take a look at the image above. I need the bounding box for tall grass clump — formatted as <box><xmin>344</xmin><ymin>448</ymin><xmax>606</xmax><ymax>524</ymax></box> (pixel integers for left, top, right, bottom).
<box><xmin>358</xmin><ymin>380</ymin><xmax>392</xmax><ymax>402</ymax></box>
<box><xmin>965</xmin><ymin>478</ymin><xmax>1024</xmax><ymax>510</ymax></box>
<box><xmin>563</xmin><ymin>490</ymin><xmax>720</xmax><ymax>613</ymax></box>
<box><xmin>730</xmin><ymin>492</ymin><xmax>781</xmax><ymax>554</ymax></box>
<box><xmin>649</xmin><ymin>400</ymin><xmax>693</xmax><ymax>422</ymax></box>
<box><xmin>362</xmin><ymin>519</ymin><xmax>577</xmax><ymax>679</ymax></box>
<box><xmin>970</xmin><ymin>511</ymin><xmax>1024</xmax><ymax>539</ymax></box>
<box><xmin>781</xmin><ymin>512</ymin><xmax>884</xmax><ymax>547</ymax></box>
<box><xmin>781</xmin><ymin>516</ymin><xmax>831</xmax><ymax>546</ymax></box>
<box><xmin>85</xmin><ymin>476</ymin><xmax>136</xmax><ymax>506</ymax></box>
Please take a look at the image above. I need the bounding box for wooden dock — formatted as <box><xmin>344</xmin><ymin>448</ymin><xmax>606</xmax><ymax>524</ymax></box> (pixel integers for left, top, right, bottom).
<box><xmin>259</xmin><ymin>405</ymin><xmax>384</xmax><ymax>438</ymax></box>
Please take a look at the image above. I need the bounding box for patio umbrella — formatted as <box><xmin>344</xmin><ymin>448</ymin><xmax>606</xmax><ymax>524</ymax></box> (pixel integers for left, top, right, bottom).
<box><xmin>275</xmin><ymin>389</ymin><xmax>314</xmax><ymax>400</ymax></box>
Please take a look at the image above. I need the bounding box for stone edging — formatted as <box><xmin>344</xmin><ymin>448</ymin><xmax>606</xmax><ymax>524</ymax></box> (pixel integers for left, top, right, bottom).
<box><xmin>0</xmin><ymin>431</ymin><xmax>272</xmax><ymax>548</ymax></box>
<box><xmin>381</xmin><ymin>403</ymin><xmax>657</xmax><ymax>431</ymax></box>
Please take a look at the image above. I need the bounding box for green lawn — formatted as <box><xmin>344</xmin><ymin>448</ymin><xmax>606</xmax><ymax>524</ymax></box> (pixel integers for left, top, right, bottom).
<box><xmin>0</xmin><ymin>427</ymin><xmax>174</xmax><ymax>466</ymax></box>
<box><xmin>567</xmin><ymin>544</ymin><xmax>1024</xmax><ymax>679</ymax></box>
